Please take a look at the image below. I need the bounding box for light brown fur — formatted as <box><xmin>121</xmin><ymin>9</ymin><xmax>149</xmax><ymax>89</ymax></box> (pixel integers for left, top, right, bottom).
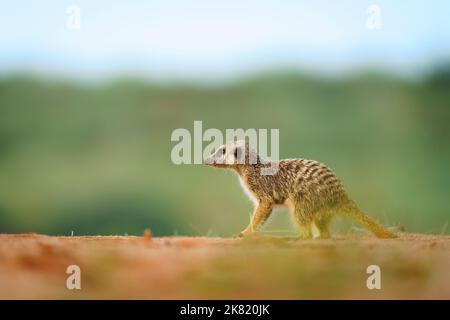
<box><xmin>204</xmin><ymin>140</ymin><xmax>396</xmax><ymax>239</ymax></box>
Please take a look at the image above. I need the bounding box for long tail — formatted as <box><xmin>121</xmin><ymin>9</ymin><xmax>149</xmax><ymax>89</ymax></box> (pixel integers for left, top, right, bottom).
<box><xmin>339</xmin><ymin>200</ymin><xmax>397</xmax><ymax>238</ymax></box>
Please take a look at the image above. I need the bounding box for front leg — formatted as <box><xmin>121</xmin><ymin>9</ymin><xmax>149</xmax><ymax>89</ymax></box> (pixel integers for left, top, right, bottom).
<box><xmin>239</xmin><ymin>201</ymin><xmax>273</xmax><ymax>237</ymax></box>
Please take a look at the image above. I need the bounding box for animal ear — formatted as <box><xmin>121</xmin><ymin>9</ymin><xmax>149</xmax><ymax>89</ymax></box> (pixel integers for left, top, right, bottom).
<box><xmin>234</xmin><ymin>146</ymin><xmax>245</xmax><ymax>163</ymax></box>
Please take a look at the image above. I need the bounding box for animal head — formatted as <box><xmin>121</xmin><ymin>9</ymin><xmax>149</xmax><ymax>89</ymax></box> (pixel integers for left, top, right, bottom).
<box><xmin>203</xmin><ymin>140</ymin><xmax>260</xmax><ymax>169</ymax></box>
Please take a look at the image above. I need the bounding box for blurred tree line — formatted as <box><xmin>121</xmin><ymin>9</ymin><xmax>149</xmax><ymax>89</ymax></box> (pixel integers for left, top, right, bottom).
<box><xmin>0</xmin><ymin>69</ymin><xmax>449</xmax><ymax>236</ymax></box>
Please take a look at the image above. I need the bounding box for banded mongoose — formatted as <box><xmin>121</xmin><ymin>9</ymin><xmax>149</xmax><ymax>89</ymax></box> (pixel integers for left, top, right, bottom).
<box><xmin>204</xmin><ymin>140</ymin><xmax>396</xmax><ymax>239</ymax></box>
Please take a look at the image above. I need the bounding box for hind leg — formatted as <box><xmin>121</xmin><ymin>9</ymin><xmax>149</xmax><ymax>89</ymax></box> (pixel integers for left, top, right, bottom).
<box><xmin>298</xmin><ymin>223</ymin><xmax>313</xmax><ymax>239</ymax></box>
<box><xmin>291</xmin><ymin>202</ymin><xmax>314</xmax><ymax>239</ymax></box>
<box><xmin>313</xmin><ymin>213</ymin><xmax>332</xmax><ymax>239</ymax></box>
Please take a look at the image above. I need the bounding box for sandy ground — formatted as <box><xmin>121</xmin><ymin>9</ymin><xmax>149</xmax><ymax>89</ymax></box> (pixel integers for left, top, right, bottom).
<box><xmin>0</xmin><ymin>232</ymin><xmax>449</xmax><ymax>299</ymax></box>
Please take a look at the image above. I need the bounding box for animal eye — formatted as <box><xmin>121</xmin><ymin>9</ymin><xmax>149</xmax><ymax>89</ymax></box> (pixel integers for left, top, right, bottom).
<box><xmin>222</xmin><ymin>147</ymin><xmax>226</xmax><ymax>155</ymax></box>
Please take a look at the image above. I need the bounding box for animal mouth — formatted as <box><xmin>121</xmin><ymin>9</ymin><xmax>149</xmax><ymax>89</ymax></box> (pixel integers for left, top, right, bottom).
<box><xmin>203</xmin><ymin>159</ymin><xmax>229</xmax><ymax>168</ymax></box>
<box><xmin>203</xmin><ymin>158</ymin><xmax>214</xmax><ymax>166</ymax></box>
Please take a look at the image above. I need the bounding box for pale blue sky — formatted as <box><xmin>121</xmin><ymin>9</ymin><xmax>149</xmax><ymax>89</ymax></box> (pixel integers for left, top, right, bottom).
<box><xmin>0</xmin><ymin>0</ymin><xmax>449</xmax><ymax>81</ymax></box>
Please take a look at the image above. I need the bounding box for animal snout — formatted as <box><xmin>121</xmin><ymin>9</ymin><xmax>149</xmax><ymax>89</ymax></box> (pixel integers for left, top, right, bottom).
<box><xmin>203</xmin><ymin>156</ymin><xmax>214</xmax><ymax>165</ymax></box>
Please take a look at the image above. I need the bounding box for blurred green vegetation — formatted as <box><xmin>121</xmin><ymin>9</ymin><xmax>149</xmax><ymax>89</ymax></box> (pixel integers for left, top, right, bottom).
<box><xmin>0</xmin><ymin>70</ymin><xmax>449</xmax><ymax>236</ymax></box>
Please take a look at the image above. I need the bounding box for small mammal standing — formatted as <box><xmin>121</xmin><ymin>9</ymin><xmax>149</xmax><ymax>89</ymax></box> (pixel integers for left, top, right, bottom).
<box><xmin>204</xmin><ymin>140</ymin><xmax>396</xmax><ymax>239</ymax></box>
